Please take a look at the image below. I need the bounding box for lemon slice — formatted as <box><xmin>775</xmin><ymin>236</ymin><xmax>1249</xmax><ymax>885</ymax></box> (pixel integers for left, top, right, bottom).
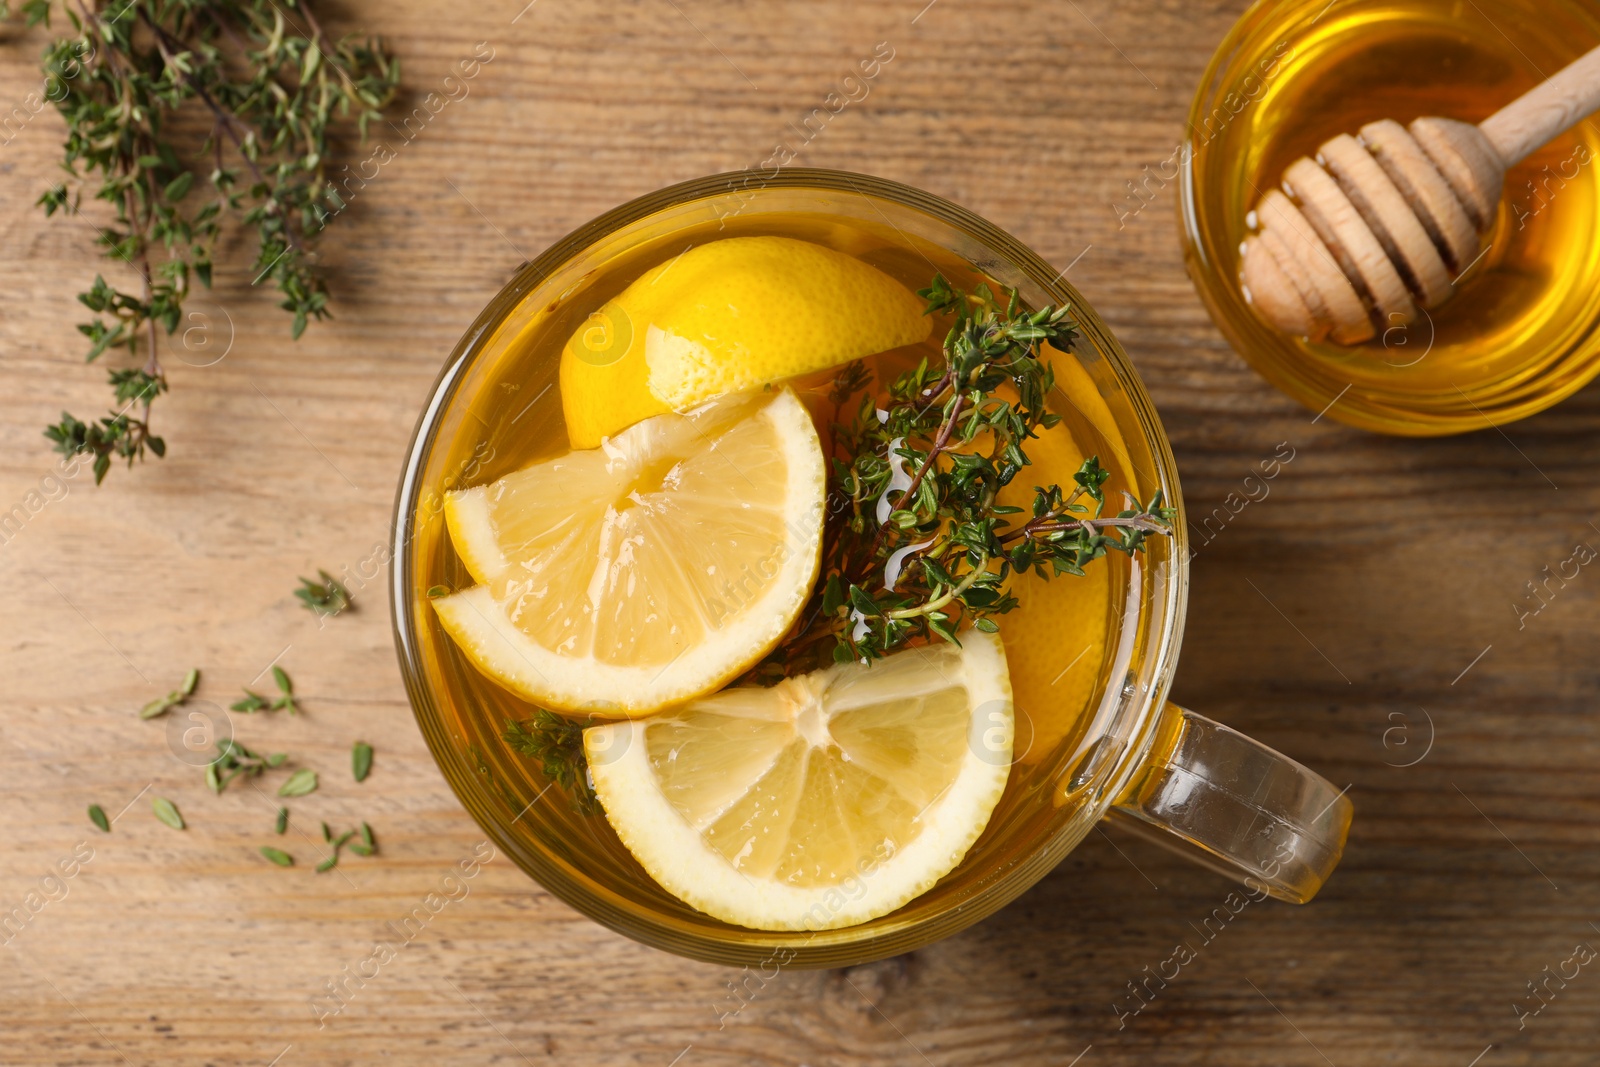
<box><xmin>583</xmin><ymin>630</ymin><xmax>1014</xmax><ymax>931</ymax></box>
<box><xmin>559</xmin><ymin>236</ymin><xmax>932</xmax><ymax>448</ymax></box>
<box><xmin>433</xmin><ymin>388</ymin><xmax>825</xmax><ymax>716</ymax></box>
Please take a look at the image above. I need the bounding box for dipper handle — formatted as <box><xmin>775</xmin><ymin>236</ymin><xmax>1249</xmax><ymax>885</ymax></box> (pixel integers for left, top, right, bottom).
<box><xmin>1480</xmin><ymin>44</ymin><xmax>1600</xmax><ymax>167</ymax></box>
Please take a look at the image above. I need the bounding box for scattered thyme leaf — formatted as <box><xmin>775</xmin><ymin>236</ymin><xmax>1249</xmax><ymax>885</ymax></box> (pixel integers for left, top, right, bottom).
<box><xmin>87</xmin><ymin>804</ymin><xmax>109</xmax><ymax>833</ymax></box>
<box><xmin>233</xmin><ymin>669</ymin><xmax>297</xmax><ymax>713</ymax></box>
<box><xmin>151</xmin><ymin>796</ymin><xmax>184</xmax><ymax>830</ymax></box>
<box><xmin>270</xmin><ymin>692</ymin><xmax>299</xmax><ymax>714</ymax></box>
<box><xmin>278</xmin><ymin>768</ymin><xmax>318</xmax><ymax>797</ymax></box>
<box><xmin>260</xmin><ymin>846</ymin><xmax>294</xmax><ymax>867</ymax></box>
<box><xmin>503</xmin><ymin>711</ymin><xmax>600</xmax><ymax>815</ymax></box>
<box><xmin>275</xmin><ymin>808</ymin><xmax>288</xmax><ymax>835</ymax></box>
<box><xmin>295</xmin><ymin>570</ymin><xmax>351</xmax><ymax>618</ymax></box>
<box><xmin>139</xmin><ymin>668</ymin><xmax>201</xmax><ymax>718</ymax></box>
<box><xmin>230</xmin><ymin>690</ymin><xmax>268</xmax><ymax>713</ymax></box>
<box><xmin>313</xmin><ymin>825</ymin><xmax>370</xmax><ymax>871</ymax></box>
<box><xmin>352</xmin><ymin>741</ymin><xmax>373</xmax><ymax>783</ymax></box>
<box><xmin>206</xmin><ymin>740</ymin><xmax>289</xmax><ymax>794</ymax></box>
<box><xmin>139</xmin><ymin>696</ymin><xmax>174</xmax><ymax>719</ymax></box>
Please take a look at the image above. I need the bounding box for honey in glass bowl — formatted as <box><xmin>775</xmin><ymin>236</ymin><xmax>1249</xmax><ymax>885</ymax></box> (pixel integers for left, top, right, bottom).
<box><xmin>1181</xmin><ymin>0</ymin><xmax>1600</xmax><ymax>434</ymax></box>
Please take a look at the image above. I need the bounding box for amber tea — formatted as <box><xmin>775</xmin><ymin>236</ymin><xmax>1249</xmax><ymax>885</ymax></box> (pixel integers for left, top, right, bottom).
<box><xmin>394</xmin><ymin>173</ymin><xmax>1350</xmax><ymax>966</ymax></box>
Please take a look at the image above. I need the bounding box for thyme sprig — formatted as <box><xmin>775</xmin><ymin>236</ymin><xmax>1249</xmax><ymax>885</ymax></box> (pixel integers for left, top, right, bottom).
<box><xmin>773</xmin><ymin>275</ymin><xmax>1173</xmax><ymax>673</ymax></box>
<box><xmin>139</xmin><ymin>666</ymin><xmax>198</xmax><ymax>718</ymax></box>
<box><xmin>204</xmin><ymin>738</ymin><xmax>286</xmax><ymax>793</ymax></box>
<box><xmin>232</xmin><ymin>664</ymin><xmax>299</xmax><ymax>713</ymax></box>
<box><xmin>18</xmin><ymin>0</ymin><xmax>399</xmax><ymax>482</ymax></box>
<box><xmin>295</xmin><ymin>569</ymin><xmax>352</xmax><ymax>617</ymax></box>
<box><xmin>503</xmin><ymin>712</ymin><xmax>600</xmax><ymax>815</ymax></box>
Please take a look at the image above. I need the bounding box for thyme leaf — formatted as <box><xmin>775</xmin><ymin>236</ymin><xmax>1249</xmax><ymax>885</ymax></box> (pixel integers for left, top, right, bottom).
<box><xmin>151</xmin><ymin>796</ymin><xmax>184</xmax><ymax>830</ymax></box>
<box><xmin>277</xmin><ymin>768</ymin><xmax>317</xmax><ymax>797</ymax></box>
<box><xmin>351</xmin><ymin>741</ymin><xmax>372</xmax><ymax>782</ymax></box>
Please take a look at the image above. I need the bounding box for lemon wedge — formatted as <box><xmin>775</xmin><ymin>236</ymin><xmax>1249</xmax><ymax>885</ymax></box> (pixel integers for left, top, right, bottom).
<box><xmin>433</xmin><ymin>388</ymin><xmax>825</xmax><ymax>716</ymax></box>
<box><xmin>991</xmin><ymin>406</ymin><xmax>1111</xmax><ymax>764</ymax></box>
<box><xmin>583</xmin><ymin>629</ymin><xmax>1014</xmax><ymax>931</ymax></box>
<box><xmin>559</xmin><ymin>236</ymin><xmax>932</xmax><ymax>448</ymax></box>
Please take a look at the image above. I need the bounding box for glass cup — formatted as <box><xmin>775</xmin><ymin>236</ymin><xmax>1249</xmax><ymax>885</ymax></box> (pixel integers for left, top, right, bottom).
<box><xmin>1179</xmin><ymin>0</ymin><xmax>1600</xmax><ymax>435</ymax></box>
<box><xmin>390</xmin><ymin>169</ymin><xmax>1354</xmax><ymax>967</ymax></box>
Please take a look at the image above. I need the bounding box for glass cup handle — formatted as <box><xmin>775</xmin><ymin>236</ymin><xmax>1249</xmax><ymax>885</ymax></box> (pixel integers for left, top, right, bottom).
<box><xmin>1106</xmin><ymin>702</ymin><xmax>1352</xmax><ymax>903</ymax></box>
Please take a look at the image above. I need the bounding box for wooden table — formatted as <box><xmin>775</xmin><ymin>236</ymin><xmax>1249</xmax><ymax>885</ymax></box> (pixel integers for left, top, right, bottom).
<box><xmin>3</xmin><ymin>0</ymin><xmax>1597</xmax><ymax>1063</ymax></box>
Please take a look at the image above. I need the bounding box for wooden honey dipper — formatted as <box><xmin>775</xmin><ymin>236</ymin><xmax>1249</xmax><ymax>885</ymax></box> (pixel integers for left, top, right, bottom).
<box><xmin>1240</xmin><ymin>44</ymin><xmax>1600</xmax><ymax>345</ymax></box>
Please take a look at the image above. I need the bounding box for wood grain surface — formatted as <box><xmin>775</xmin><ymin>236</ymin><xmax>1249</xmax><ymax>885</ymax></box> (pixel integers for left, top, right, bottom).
<box><xmin>3</xmin><ymin>0</ymin><xmax>1599</xmax><ymax>1064</ymax></box>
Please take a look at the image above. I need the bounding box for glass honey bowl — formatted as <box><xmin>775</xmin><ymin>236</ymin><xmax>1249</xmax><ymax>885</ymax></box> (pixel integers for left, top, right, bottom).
<box><xmin>391</xmin><ymin>170</ymin><xmax>1352</xmax><ymax>967</ymax></box>
<box><xmin>1180</xmin><ymin>0</ymin><xmax>1600</xmax><ymax>435</ymax></box>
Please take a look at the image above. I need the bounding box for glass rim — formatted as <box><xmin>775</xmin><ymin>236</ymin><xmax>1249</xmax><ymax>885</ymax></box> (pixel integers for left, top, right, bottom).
<box><xmin>389</xmin><ymin>167</ymin><xmax>1192</xmax><ymax>965</ymax></box>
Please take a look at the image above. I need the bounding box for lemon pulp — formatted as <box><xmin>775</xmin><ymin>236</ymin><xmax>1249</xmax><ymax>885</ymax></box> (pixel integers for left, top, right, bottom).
<box><xmin>434</xmin><ymin>388</ymin><xmax>825</xmax><ymax>715</ymax></box>
<box><xmin>584</xmin><ymin>630</ymin><xmax>1014</xmax><ymax>931</ymax></box>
